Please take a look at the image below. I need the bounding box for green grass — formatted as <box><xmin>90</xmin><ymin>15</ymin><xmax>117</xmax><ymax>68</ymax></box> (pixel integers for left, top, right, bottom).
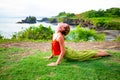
<box><xmin>0</xmin><ymin>47</ymin><xmax>120</xmax><ymax>80</ymax></box>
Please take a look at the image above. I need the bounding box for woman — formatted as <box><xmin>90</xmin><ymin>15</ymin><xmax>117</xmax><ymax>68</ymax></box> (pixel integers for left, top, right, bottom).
<box><xmin>46</xmin><ymin>23</ymin><xmax>111</xmax><ymax>66</ymax></box>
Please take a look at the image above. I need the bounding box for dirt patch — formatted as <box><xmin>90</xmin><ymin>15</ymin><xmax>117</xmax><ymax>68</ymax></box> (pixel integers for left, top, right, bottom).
<box><xmin>0</xmin><ymin>41</ymin><xmax>120</xmax><ymax>52</ymax></box>
<box><xmin>65</xmin><ymin>41</ymin><xmax>120</xmax><ymax>51</ymax></box>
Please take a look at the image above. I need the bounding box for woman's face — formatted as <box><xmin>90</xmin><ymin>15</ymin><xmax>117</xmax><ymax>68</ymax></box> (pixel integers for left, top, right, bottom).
<box><xmin>57</xmin><ymin>26</ymin><xmax>64</xmax><ymax>32</ymax></box>
<box><xmin>56</xmin><ymin>23</ymin><xmax>70</xmax><ymax>36</ymax></box>
<box><xmin>56</xmin><ymin>23</ymin><xmax>66</xmax><ymax>32</ymax></box>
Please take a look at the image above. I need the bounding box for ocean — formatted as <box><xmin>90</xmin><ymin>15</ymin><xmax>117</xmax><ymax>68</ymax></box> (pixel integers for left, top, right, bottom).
<box><xmin>0</xmin><ymin>17</ymin><xmax>57</xmax><ymax>39</ymax></box>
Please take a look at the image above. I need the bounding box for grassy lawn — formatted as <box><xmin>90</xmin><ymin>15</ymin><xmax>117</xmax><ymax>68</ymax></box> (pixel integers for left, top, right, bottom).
<box><xmin>0</xmin><ymin>47</ymin><xmax>120</xmax><ymax>80</ymax></box>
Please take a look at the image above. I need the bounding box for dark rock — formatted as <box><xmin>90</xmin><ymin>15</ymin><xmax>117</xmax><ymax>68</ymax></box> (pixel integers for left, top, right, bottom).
<box><xmin>37</xmin><ymin>17</ymin><xmax>49</xmax><ymax>22</ymax></box>
<box><xmin>17</xmin><ymin>16</ymin><xmax>36</xmax><ymax>24</ymax></box>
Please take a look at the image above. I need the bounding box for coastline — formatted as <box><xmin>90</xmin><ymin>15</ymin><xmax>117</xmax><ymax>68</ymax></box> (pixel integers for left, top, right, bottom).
<box><xmin>0</xmin><ymin>17</ymin><xmax>57</xmax><ymax>39</ymax></box>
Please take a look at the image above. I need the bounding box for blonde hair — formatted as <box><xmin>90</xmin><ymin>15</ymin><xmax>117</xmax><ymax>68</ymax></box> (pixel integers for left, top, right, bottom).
<box><xmin>58</xmin><ymin>23</ymin><xmax>70</xmax><ymax>36</ymax></box>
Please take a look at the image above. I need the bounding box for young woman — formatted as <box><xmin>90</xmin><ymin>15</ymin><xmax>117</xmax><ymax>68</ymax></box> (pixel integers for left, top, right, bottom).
<box><xmin>46</xmin><ymin>23</ymin><xmax>111</xmax><ymax>66</ymax></box>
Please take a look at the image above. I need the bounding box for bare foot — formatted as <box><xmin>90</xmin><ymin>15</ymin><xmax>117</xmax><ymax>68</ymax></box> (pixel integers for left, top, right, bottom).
<box><xmin>94</xmin><ymin>50</ymin><xmax>112</xmax><ymax>57</ymax></box>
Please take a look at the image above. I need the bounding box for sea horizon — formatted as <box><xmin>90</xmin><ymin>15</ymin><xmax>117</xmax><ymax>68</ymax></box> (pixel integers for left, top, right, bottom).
<box><xmin>0</xmin><ymin>16</ymin><xmax>57</xmax><ymax>39</ymax></box>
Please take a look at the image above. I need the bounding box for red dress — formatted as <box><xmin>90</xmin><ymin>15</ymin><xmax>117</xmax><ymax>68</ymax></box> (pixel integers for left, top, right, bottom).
<box><xmin>52</xmin><ymin>40</ymin><xmax>61</xmax><ymax>56</ymax></box>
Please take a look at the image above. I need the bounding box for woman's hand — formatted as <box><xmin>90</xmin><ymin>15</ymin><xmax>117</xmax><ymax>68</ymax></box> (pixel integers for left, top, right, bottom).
<box><xmin>47</xmin><ymin>62</ymin><xmax>58</xmax><ymax>66</ymax></box>
<box><xmin>44</xmin><ymin>55</ymin><xmax>53</xmax><ymax>59</ymax></box>
<box><xmin>44</xmin><ymin>56</ymin><xmax>51</xmax><ymax>59</ymax></box>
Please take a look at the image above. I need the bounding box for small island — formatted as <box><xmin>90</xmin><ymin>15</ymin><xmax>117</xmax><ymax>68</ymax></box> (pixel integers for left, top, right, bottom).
<box><xmin>17</xmin><ymin>16</ymin><xmax>36</xmax><ymax>24</ymax></box>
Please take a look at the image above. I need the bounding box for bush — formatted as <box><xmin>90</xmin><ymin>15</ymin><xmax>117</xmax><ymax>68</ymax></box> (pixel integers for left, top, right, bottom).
<box><xmin>12</xmin><ymin>24</ymin><xmax>53</xmax><ymax>40</ymax></box>
<box><xmin>65</xmin><ymin>25</ymin><xmax>105</xmax><ymax>41</ymax></box>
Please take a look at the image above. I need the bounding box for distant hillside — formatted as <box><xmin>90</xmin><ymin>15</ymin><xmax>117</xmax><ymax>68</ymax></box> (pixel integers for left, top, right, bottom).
<box><xmin>41</xmin><ymin>7</ymin><xmax>120</xmax><ymax>30</ymax></box>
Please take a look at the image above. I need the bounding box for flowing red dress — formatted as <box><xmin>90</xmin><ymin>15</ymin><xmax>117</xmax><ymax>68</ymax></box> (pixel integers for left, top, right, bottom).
<box><xmin>52</xmin><ymin>40</ymin><xmax>61</xmax><ymax>56</ymax></box>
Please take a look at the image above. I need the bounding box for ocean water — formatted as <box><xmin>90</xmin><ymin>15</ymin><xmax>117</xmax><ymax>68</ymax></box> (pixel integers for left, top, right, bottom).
<box><xmin>0</xmin><ymin>17</ymin><xmax>57</xmax><ymax>39</ymax></box>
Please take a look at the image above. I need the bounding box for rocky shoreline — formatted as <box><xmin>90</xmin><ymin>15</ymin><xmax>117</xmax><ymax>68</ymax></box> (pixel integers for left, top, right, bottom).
<box><xmin>97</xmin><ymin>30</ymin><xmax>120</xmax><ymax>41</ymax></box>
<box><xmin>38</xmin><ymin>17</ymin><xmax>94</xmax><ymax>29</ymax></box>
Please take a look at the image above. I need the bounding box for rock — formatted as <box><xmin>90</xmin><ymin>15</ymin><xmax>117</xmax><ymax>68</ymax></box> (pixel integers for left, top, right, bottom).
<box><xmin>17</xmin><ymin>16</ymin><xmax>36</xmax><ymax>24</ymax></box>
<box><xmin>37</xmin><ymin>17</ymin><xmax>49</xmax><ymax>22</ymax></box>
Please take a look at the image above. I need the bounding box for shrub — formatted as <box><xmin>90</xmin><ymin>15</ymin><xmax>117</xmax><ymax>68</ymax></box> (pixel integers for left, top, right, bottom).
<box><xmin>12</xmin><ymin>24</ymin><xmax>53</xmax><ymax>40</ymax></box>
<box><xmin>65</xmin><ymin>25</ymin><xmax>105</xmax><ymax>41</ymax></box>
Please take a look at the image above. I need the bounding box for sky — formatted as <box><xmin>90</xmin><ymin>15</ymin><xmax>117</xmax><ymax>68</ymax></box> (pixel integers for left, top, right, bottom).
<box><xmin>0</xmin><ymin>0</ymin><xmax>120</xmax><ymax>17</ymax></box>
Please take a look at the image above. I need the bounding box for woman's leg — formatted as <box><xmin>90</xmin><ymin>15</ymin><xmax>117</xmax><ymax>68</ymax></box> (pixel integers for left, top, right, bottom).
<box><xmin>94</xmin><ymin>50</ymin><xmax>111</xmax><ymax>57</ymax></box>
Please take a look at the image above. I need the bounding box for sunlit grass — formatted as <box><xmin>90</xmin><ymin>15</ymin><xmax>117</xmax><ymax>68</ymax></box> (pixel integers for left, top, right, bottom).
<box><xmin>0</xmin><ymin>47</ymin><xmax>120</xmax><ymax>80</ymax></box>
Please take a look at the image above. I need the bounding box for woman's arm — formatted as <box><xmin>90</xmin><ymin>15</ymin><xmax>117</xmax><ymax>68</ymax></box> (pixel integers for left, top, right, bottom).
<box><xmin>55</xmin><ymin>36</ymin><xmax>65</xmax><ymax>65</ymax></box>
<box><xmin>47</xmin><ymin>35</ymin><xmax>65</xmax><ymax>66</ymax></box>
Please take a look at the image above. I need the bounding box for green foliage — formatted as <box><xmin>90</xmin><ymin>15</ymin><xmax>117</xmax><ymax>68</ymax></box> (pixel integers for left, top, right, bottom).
<box><xmin>91</xmin><ymin>17</ymin><xmax>110</xmax><ymax>25</ymax></box>
<box><xmin>106</xmin><ymin>8</ymin><xmax>120</xmax><ymax>17</ymax></box>
<box><xmin>56</xmin><ymin>17</ymin><xmax>65</xmax><ymax>22</ymax></box>
<box><xmin>89</xmin><ymin>17</ymin><xmax>120</xmax><ymax>30</ymax></box>
<box><xmin>80</xmin><ymin>7</ymin><xmax>120</xmax><ymax>18</ymax></box>
<box><xmin>12</xmin><ymin>24</ymin><xmax>53</xmax><ymax>40</ymax></box>
<box><xmin>80</xmin><ymin>10</ymin><xmax>97</xmax><ymax>18</ymax></box>
<box><xmin>66</xmin><ymin>25</ymin><xmax>105</xmax><ymax>41</ymax></box>
<box><xmin>47</xmin><ymin>7</ymin><xmax>120</xmax><ymax>30</ymax></box>
<box><xmin>95</xmin><ymin>21</ymin><xmax>120</xmax><ymax>30</ymax></box>
<box><xmin>105</xmin><ymin>21</ymin><xmax>120</xmax><ymax>30</ymax></box>
<box><xmin>54</xmin><ymin>12</ymin><xmax>78</xmax><ymax>22</ymax></box>
<box><xmin>48</xmin><ymin>18</ymin><xmax>57</xmax><ymax>23</ymax></box>
<box><xmin>57</xmin><ymin>12</ymin><xmax>66</xmax><ymax>17</ymax></box>
<box><xmin>75</xmin><ymin>7</ymin><xmax>120</xmax><ymax>30</ymax></box>
<box><xmin>57</xmin><ymin>12</ymin><xmax>75</xmax><ymax>18</ymax></box>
